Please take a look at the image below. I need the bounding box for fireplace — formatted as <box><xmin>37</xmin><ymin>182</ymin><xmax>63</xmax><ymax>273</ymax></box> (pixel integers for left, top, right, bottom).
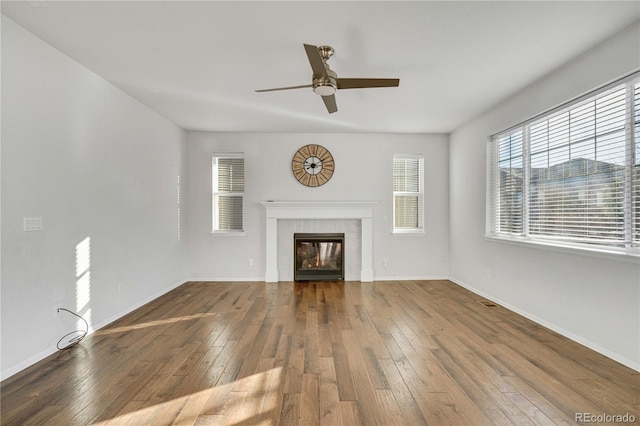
<box><xmin>261</xmin><ymin>201</ymin><xmax>377</xmax><ymax>282</ymax></box>
<box><xmin>294</xmin><ymin>233</ymin><xmax>344</xmax><ymax>281</ymax></box>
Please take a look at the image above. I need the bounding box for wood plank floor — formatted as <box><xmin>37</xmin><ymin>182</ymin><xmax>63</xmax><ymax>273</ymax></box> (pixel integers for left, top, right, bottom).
<box><xmin>1</xmin><ymin>280</ymin><xmax>638</xmax><ymax>425</ymax></box>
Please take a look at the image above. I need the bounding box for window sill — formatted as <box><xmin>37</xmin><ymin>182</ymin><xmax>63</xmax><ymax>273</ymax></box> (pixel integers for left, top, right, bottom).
<box><xmin>211</xmin><ymin>231</ymin><xmax>246</xmax><ymax>237</ymax></box>
<box><xmin>484</xmin><ymin>234</ymin><xmax>640</xmax><ymax>264</ymax></box>
<box><xmin>392</xmin><ymin>229</ymin><xmax>425</xmax><ymax>236</ymax></box>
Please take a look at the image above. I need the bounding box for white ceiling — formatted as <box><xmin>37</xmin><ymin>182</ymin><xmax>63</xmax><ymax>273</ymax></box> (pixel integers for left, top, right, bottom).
<box><xmin>2</xmin><ymin>1</ymin><xmax>639</xmax><ymax>133</ymax></box>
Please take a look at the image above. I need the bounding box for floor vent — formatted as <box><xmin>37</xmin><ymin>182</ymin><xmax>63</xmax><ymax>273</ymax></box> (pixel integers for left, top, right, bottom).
<box><xmin>478</xmin><ymin>300</ymin><xmax>499</xmax><ymax>308</ymax></box>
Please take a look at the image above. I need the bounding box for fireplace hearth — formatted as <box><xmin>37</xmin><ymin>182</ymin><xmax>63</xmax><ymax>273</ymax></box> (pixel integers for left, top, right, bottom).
<box><xmin>294</xmin><ymin>233</ymin><xmax>344</xmax><ymax>281</ymax></box>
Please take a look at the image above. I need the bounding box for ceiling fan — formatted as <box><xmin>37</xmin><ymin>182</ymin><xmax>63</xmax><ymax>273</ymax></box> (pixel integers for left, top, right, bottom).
<box><xmin>255</xmin><ymin>44</ymin><xmax>400</xmax><ymax>114</ymax></box>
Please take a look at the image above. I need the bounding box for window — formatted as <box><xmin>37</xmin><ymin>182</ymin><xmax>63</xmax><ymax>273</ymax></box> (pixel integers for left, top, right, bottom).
<box><xmin>212</xmin><ymin>153</ymin><xmax>244</xmax><ymax>233</ymax></box>
<box><xmin>488</xmin><ymin>72</ymin><xmax>640</xmax><ymax>255</ymax></box>
<box><xmin>393</xmin><ymin>154</ymin><xmax>424</xmax><ymax>233</ymax></box>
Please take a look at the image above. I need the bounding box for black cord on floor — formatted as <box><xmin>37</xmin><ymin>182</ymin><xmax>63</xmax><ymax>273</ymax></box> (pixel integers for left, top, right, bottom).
<box><xmin>57</xmin><ymin>308</ymin><xmax>88</xmax><ymax>350</ymax></box>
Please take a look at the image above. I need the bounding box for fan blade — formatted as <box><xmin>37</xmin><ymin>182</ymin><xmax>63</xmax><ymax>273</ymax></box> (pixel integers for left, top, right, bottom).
<box><xmin>322</xmin><ymin>94</ymin><xmax>338</xmax><ymax>114</ymax></box>
<box><xmin>336</xmin><ymin>78</ymin><xmax>400</xmax><ymax>89</ymax></box>
<box><xmin>255</xmin><ymin>84</ymin><xmax>312</xmax><ymax>93</ymax></box>
<box><xmin>304</xmin><ymin>44</ymin><xmax>327</xmax><ymax>77</ymax></box>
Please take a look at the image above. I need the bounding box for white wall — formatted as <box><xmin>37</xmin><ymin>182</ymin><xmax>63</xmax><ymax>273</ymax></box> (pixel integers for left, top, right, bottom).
<box><xmin>185</xmin><ymin>132</ymin><xmax>449</xmax><ymax>281</ymax></box>
<box><xmin>1</xmin><ymin>17</ymin><xmax>187</xmax><ymax>379</ymax></box>
<box><xmin>5</xmin><ymin>10</ymin><xmax>636</xmax><ymax>382</ymax></box>
<box><xmin>449</xmin><ymin>22</ymin><xmax>640</xmax><ymax>370</ymax></box>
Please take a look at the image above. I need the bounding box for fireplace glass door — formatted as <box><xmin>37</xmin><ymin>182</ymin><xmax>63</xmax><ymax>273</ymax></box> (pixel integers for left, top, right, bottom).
<box><xmin>294</xmin><ymin>233</ymin><xmax>344</xmax><ymax>281</ymax></box>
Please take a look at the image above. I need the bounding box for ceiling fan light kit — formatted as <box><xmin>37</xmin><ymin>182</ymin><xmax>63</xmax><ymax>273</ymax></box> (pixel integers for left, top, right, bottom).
<box><xmin>313</xmin><ymin>69</ymin><xmax>337</xmax><ymax>96</ymax></box>
<box><xmin>256</xmin><ymin>44</ymin><xmax>399</xmax><ymax>114</ymax></box>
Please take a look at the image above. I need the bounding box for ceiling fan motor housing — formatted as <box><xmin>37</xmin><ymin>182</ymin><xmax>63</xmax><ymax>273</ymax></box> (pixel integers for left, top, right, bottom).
<box><xmin>312</xmin><ymin>45</ymin><xmax>337</xmax><ymax>96</ymax></box>
<box><xmin>313</xmin><ymin>69</ymin><xmax>337</xmax><ymax>96</ymax></box>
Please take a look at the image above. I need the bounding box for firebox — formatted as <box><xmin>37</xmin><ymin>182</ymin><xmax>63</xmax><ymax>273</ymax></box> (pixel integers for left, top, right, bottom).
<box><xmin>294</xmin><ymin>233</ymin><xmax>344</xmax><ymax>281</ymax></box>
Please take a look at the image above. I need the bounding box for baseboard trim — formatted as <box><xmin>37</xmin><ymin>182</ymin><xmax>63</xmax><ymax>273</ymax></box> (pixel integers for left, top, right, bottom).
<box><xmin>187</xmin><ymin>277</ymin><xmax>265</xmax><ymax>283</ymax></box>
<box><xmin>1</xmin><ymin>347</ymin><xmax>59</xmax><ymax>383</ymax></box>
<box><xmin>0</xmin><ymin>279</ymin><xmax>186</xmax><ymax>381</ymax></box>
<box><xmin>87</xmin><ymin>279</ymin><xmax>186</xmax><ymax>333</ymax></box>
<box><xmin>448</xmin><ymin>276</ymin><xmax>640</xmax><ymax>372</ymax></box>
<box><xmin>188</xmin><ymin>276</ymin><xmax>450</xmax><ymax>283</ymax></box>
<box><xmin>7</xmin><ymin>276</ymin><xmax>635</xmax><ymax>379</ymax></box>
<box><xmin>374</xmin><ymin>275</ymin><xmax>449</xmax><ymax>282</ymax></box>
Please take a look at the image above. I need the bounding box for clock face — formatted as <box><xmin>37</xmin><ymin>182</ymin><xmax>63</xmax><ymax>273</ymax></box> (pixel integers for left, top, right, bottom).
<box><xmin>292</xmin><ymin>144</ymin><xmax>334</xmax><ymax>187</ymax></box>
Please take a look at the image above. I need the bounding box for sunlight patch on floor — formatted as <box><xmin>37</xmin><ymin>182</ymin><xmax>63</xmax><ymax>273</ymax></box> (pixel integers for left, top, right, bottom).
<box><xmin>91</xmin><ymin>367</ymin><xmax>283</xmax><ymax>425</ymax></box>
<box><xmin>96</xmin><ymin>312</ymin><xmax>222</xmax><ymax>336</ymax></box>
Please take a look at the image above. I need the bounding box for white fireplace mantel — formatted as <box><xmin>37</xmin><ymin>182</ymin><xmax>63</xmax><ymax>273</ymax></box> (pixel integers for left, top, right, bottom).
<box><xmin>261</xmin><ymin>201</ymin><xmax>377</xmax><ymax>282</ymax></box>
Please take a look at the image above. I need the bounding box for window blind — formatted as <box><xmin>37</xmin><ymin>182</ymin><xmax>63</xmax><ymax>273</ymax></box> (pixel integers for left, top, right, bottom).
<box><xmin>213</xmin><ymin>155</ymin><xmax>244</xmax><ymax>232</ymax></box>
<box><xmin>493</xmin><ymin>129</ymin><xmax>524</xmax><ymax>235</ymax></box>
<box><xmin>393</xmin><ymin>155</ymin><xmax>423</xmax><ymax>231</ymax></box>
<box><xmin>489</xmin><ymin>72</ymin><xmax>639</xmax><ymax>254</ymax></box>
<box><xmin>529</xmin><ymin>85</ymin><xmax>627</xmax><ymax>244</ymax></box>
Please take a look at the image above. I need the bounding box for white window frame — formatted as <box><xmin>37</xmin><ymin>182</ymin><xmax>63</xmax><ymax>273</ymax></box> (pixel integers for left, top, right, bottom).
<box><xmin>393</xmin><ymin>153</ymin><xmax>425</xmax><ymax>234</ymax></box>
<box><xmin>487</xmin><ymin>71</ymin><xmax>639</xmax><ymax>258</ymax></box>
<box><xmin>212</xmin><ymin>152</ymin><xmax>245</xmax><ymax>235</ymax></box>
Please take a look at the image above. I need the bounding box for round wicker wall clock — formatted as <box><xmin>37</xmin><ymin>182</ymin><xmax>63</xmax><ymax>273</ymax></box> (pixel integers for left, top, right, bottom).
<box><xmin>291</xmin><ymin>144</ymin><xmax>335</xmax><ymax>187</ymax></box>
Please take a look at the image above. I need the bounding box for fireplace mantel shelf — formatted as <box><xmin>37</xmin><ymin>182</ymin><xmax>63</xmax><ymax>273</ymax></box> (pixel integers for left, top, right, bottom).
<box><xmin>262</xmin><ymin>201</ymin><xmax>378</xmax><ymax>282</ymax></box>
<box><xmin>261</xmin><ymin>200</ymin><xmax>378</xmax><ymax>206</ymax></box>
<box><xmin>261</xmin><ymin>201</ymin><xmax>377</xmax><ymax>219</ymax></box>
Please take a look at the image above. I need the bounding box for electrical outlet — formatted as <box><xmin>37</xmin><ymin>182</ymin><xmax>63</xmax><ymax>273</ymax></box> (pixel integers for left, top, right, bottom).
<box><xmin>23</xmin><ymin>217</ymin><xmax>43</xmax><ymax>232</ymax></box>
<box><xmin>383</xmin><ymin>258</ymin><xmax>389</xmax><ymax>268</ymax></box>
<box><xmin>248</xmin><ymin>258</ymin><xmax>254</xmax><ymax>266</ymax></box>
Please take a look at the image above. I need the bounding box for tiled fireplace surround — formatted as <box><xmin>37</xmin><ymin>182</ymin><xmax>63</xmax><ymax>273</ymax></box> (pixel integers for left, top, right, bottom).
<box><xmin>261</xmin><ymin>201</ymin><xmax>377</xmax><ymax>282</ymax></box>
